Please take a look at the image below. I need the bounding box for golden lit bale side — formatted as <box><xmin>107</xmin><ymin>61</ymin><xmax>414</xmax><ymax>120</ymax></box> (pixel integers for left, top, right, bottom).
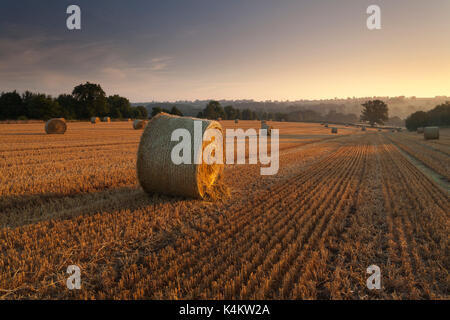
<box><xmin>91</xmin><ymin>117</ymin><xmax>100</xmax><ymax>124</ymax></box>
<box><xmin>137</xmin><ymin>113</ymin><xmax>225</xmax><ymax>199</ymax></box>
<box><xmin>45</xmin><ymin>118</ymin><xmax>67</xmax><ymax>134</ymax></box>
<box><xmin>417</xmin><ymin>127</ymin><xmax>424</xmax><ymax>134</ymax></box>
<box><xmin>331</xmin><ymin>127</ymin><xmax>338</xmax><ymax>134</ymax></box>
<box><xmin>424</xmin><ymin>127</ymin><xmax>439</xmax><ymax>140</ymax></box>
<box><xmin>133</xmin><ymin>119</ymin><xmax>147</xmax><ymax>129</ymax></box>
<box><xmin>102</xmin><ymin>117</ymin><xmax>111</xmax><ymax>122</ymax></box>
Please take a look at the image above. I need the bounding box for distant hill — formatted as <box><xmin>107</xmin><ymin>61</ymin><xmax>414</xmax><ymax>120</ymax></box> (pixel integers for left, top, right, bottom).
<box><xmin>132</xmin><ymin>96</ymin><xmax>449</xmax><ymax>120</ymax></box>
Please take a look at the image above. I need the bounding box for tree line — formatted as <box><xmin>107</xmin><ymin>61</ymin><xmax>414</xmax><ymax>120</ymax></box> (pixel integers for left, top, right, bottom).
<box><xmin>196</xmin><ymin>100</ymin><xmax>371</xmax><ymax>124</ymax></box>
<box><xmin>0</xmin><ymin>82</ymin><xmax>148</xmax><ymax>121</ymax></box>
<box><xmin>196</xmin><ymin>101</ymin><xmax>288</xmax><ymax>121</ymax></box>
<box><xmin>405</xmin><ymin>102</ymin><xmax>450</xmax><ymax>131</ymax></box>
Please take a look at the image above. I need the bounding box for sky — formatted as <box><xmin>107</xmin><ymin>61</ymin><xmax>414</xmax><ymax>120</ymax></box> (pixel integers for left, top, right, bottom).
<box><xmin>0</xmin><ymin>0</ymin><xmax>449</xmax><ymax>102</ymax></box>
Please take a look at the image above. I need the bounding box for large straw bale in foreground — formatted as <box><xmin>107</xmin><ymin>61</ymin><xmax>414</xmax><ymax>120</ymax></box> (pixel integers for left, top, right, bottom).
<box><xmin>45</xmin><ymin>118</ymin><xmax>66</xmax><ymax>134</ymax></box>
<box><xmin>137</xmin><ymin>113</ymin><xmax>225</xmax><ymax>199</ymax></box>
<box><xmin>133</xmin><ymin>119</ymin><xmax>147</xmax><ymax>129</ymax></box>
<box><xmin>424</xmin><ymin>127</ymin><xmax>439</xmax><ymax>140</ymax></box>
<box><xmin>91</xmin><ymin>117</ymin><xmax>100</xmax><ymax>124</ymax></box>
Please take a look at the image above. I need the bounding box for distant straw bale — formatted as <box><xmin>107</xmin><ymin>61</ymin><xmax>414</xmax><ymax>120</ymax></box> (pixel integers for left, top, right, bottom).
<box><xmin>133</xmin><ymin>119</ymin><xmax>147</xmax><ymax>129</ymax></box>
<box><xmin>45</xmin><ymin>118</ymin><xmax>67</xmax><ymax>134</ymax></box>
<box><xmin>424</xmin><ymin>127</ymin><xmax>439</xmax><ymax>140</ymax></box>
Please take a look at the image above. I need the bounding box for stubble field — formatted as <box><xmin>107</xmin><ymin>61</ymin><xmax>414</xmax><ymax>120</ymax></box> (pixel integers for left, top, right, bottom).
<box><xmin>0</xmin><ymin>121</ymin><xmax>448</xmax><ymax>299</ymax></box>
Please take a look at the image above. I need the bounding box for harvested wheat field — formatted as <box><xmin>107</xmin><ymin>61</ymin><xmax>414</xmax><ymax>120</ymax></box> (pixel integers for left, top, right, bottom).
<box><xmin>0</xmin><ymin>121</ymin><xmax>448</xmax><ymax>299</ymax></box>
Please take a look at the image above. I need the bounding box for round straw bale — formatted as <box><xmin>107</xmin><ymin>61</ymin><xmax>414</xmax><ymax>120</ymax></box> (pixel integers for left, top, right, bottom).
<box><xmin>417</xmin><ymin>127</ymin><xmax>424</xmax><ymax>134</ymax></box>
<box><xmin>137</xmin><ymin>113</ymin><xmax>226</xmax><ymax>199</ymax></box>
<box><xmin>261</xmin><ymin>123</ymin><xmax>272</xmax><ymax>136</ymax></box>
<box><xmin>91</xmin><ymin>117</ymin><xmax>100</xmax><ymax>124</ymax></box>
<box><xmin>45</xmin><ymin>118</ymin><xmax>66</xmax><ymax>134</ymax></box>
<box><xmin>102</xmin><ymin>116</ymin><xmax>111</xmax><ymax>122</ymax></box>
<box><xmin>424</xmin><ymin>126</ymin><xmax>439</xmax><ymax>140</ymax></box>
<box><xmin>331</xmin><ymin>127</ymin><xmax>338</xmax><ymax>134</ymax></box>
<box><xmin>133</xmin><ymin>119</ymin><xmax>147</xmax><ymax>129</ymax></box>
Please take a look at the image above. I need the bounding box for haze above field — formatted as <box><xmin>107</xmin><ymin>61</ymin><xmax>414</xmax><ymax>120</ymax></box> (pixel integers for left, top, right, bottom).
<box><xmin>1</xmin><ymin>0</ymin><xmax>449</xmax><ymax>101</ymax></box>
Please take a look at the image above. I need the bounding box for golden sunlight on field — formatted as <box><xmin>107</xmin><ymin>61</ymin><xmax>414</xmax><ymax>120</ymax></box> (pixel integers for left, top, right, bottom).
<box><xmin>0</xmin><ymin>121</ymin><xmax>448</xmax><ymax>299</ymax></box>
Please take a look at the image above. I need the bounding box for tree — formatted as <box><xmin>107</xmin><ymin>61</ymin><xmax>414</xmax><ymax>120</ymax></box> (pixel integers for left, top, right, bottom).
<box><xmin>170</xmin><ymin>106</ymin><xmax>183</xmax><ymax>116</ymax></box>
<box><xmin>27</xmin><ymin>94</ymin><xmax>61</xmax><ymax>120</ymax></box>
<box><xmin>242</xmin><ymin>108</ymin><xmax>254</xmax><ymax>120</ymax></box>
<box><xmin>135</xmin><ymin>106</ymin><xmax>148</xmax><ymax>119</ymax></box>
<box><xmin>360</xmin><ymin>100</ymin><xmax>389</xmax><ymax>126</ymax></box>
<box><xmin>428</xmin><ymin>102</ymin><xmax>450</xmax><ymax>127</ymax></box>
<box><xmin>72</xmin><ymin>82</ymin><xmax>108</xmax><ymax>119</ymax></box>
<box><xmin>151</xmin><ymin>106</ymin><xmax>169</xmax><ymax>117</ymax></box>
<box><xmin>201</xmin><ymin>101</ymin><xmax>225</xmax><ymax>120</ymax></box>
<box><xmin>57</xmin><ymin>94</ymin><xmax>77</xmax><ymax>120</ymax></box>
<box><xmin>405</xmin><ymin>101</ymin><xmax>450</xmax><ymax>131</ymax></box>
<box><xmin>107</xmin><ymin>95</ymin><xmax>132</xmax><ymax>119</ymax></box>
<box><xmin>224</xmin><ymin>105</ymin><xmax>239</xmax><ymax>120</ymax></box>
<box><xmin>0</xmin><ymin>91</ymin><xmax>24</xmax><ymax>120</ymax></box>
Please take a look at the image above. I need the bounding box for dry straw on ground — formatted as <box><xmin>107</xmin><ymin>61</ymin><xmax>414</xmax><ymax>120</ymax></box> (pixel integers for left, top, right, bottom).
<box><xmin>44</xmin><ymin>118</ymin><xmax>66</xmax><ymax>134</ymax></box>
<box><xmin>91</xmin><ymin>117</ymin><xmax>100</xmax><ymax>124</ymax></box>
<box><xmin>137</xmin><ymin>112</ymin><xmax>227</xmax><ymax>199</ymax></box>
<box><xmin>133</xmin><ymin>119</ymin><xmax>147</xmax><ymax>130</ymax></box>
<box><xmin>424</xmin><ymin>126</ymin><xmax>439</xmax><ymax>140</ymax></box>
